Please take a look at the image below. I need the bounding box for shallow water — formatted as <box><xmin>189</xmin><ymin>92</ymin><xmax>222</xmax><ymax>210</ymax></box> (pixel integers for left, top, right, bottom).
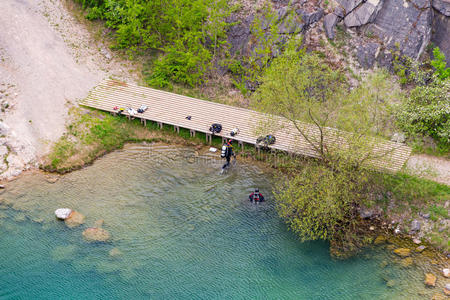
<box><xmin>0</xmin><ymin>144</ymin><xmax>436</xmax><ymax>299</ymax></box>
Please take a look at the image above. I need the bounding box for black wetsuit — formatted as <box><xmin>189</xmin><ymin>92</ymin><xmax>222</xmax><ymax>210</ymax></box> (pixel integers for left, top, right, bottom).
<box><xmin>222</xmin><ymin>143</ymin><xmax>234</xmax><ymax>169</ymax></box>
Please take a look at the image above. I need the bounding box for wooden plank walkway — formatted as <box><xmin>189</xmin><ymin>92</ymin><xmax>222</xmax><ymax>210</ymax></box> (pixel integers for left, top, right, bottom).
<box><xmin>81</xmin><ymin>79</ymin><xmax>412</xmax><ymax>172</ymax></box>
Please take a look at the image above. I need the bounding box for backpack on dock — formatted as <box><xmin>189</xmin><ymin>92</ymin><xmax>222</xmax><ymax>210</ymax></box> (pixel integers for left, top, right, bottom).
<box><xmin>209</xmin><ymin>123</ymin><xmax>222</xmax><ymax>134</ymax></box>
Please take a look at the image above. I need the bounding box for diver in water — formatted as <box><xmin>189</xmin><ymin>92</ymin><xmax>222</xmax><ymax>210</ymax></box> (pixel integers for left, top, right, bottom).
<box><xmin>249</xmin><ymin>188</ymin><xmax>264</xmax><ymax>202</ymax></box>
<box><xmin>221</xmin><ymin>139</ymin><xmax>235</xmax><ymax>170</ymax></box>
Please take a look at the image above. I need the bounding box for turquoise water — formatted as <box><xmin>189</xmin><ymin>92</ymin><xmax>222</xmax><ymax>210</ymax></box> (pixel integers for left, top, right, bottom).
<box><xmin>0</xmin><ymin>144</ymin><xmax>432</xmax><ymax>299</ymax></box>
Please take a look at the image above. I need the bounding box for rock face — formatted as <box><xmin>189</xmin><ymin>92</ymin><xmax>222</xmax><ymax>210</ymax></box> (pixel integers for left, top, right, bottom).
<box><xmin>357</xmin><ymin>42</ymin><xmax>380</xmax><ymax>69</ymax></box>
<box><xmin>433</xmin><ymin>0</ymin><xmax>450</xmax><ymax>15</ymax></box>
<box><xmin>82</xmin><ymin>227</ymin><xmax>111</xmax><ymax>242</ymax></box>
<box><xmin>393</xmin><ymin>248</ymin><xmax>411</xmax><ymax>257</ymax></box>
<box><xmin>425</xmin><ymin>273</ymin><xmax>437</xmax><ymax>286</ymax></box>
<box><xmin>432</xmin><ymin>12</ymin><xmax>450</xmax><ymax>66</ymax></box>
<box><xmin>368</xmin><ymin>0</ymin><xmax>432</xmax><ymax>60</ymax></box>
<box><xmin>65</xmin><ymin>211</ymin><xmax>85</xmax><ymax>228</ymax></box>
<box><xmin>55</xmin><ymin>208</ymin><xmax>72</xmax><ymax>220</ymax></box>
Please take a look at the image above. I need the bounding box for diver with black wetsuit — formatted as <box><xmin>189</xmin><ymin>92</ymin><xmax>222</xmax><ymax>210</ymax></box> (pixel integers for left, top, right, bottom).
<box><xmin>221</xmin><ymin>140</ymin><xmax>235</xmax><ymax>170</ymax></box>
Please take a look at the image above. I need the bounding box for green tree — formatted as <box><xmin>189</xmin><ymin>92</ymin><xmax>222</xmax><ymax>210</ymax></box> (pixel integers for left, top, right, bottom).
<box><xmin>252</xmin><ymin>40</ymin><xmax>398</xmax><ymax>255</ymax></box>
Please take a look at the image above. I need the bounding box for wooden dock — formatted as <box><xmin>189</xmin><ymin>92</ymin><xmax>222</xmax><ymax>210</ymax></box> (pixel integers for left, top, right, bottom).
<box><xmin>81</xmin><ymin>79</ymin><xmax>412</xmax><ymax>172</ymax></box>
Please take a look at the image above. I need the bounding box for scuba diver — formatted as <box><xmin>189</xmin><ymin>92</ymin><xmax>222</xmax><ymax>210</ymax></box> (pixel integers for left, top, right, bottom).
<box><xmin>221</xmin><ymin>139</ymin><xmax>235</xmax><ymax>170</ymax></box>
<box><xmin>249</xmin><ymin>188</ymin><xmax>264</xmax><ymax>202</ymax></box>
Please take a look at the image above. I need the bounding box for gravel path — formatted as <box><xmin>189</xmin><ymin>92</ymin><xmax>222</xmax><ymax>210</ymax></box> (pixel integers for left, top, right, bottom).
<box><xmin>407</xmin><ymin>154</ymin><xmax>450</xmax><ymax>186</ymax></box>
<box><xmin>0</xmin><ymin>0</ymin><xmax>137</xmax><ymax>179</ymax></box>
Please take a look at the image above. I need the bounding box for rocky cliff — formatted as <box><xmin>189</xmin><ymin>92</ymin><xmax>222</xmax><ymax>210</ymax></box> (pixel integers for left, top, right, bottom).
<box><xmin>227</xmin><ymin>0</ymin><xmax>450</xmax><ymax>70</ymax></box>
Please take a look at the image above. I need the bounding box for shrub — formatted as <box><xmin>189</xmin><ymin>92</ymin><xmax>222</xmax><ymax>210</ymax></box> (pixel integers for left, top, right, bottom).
<box><xmin>396</xmin><ymin>79</ymin><xmax>450</xmax><ymax>146</ymax></box>
<box><xmin>431</xmin><ymin>47</ymin><xmax>450</xmax><ymax>80</ymax></box>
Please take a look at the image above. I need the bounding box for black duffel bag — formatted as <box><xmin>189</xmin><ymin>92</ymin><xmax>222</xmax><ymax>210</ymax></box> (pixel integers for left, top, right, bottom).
<box><xmin>209</xmin><ymin>123</ymin><xmax>222</xmax><ymax>134</ymax></box>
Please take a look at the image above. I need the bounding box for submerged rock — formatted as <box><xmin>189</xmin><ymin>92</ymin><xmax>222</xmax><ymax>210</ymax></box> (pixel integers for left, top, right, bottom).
<box><xmin>65</xmin><ymin>211</ymin><xmax>85</xmax><ymax>228</ymax></box>
<box><xmin>94</xmin><ymin>219</ymin><xmax>104</xmax><ymax>228</ymax></box>
<box><xmin>400</xmin><ymin>257</ymin><xmax>413</xmax><ymax>268</ymax></box>
<box><xmin>82</xmin><ymin>227</ymin><xmax>111</xmax><ymax>242</ymax></box>
<box><xmin>443</xmin><ymin>268</ymin><xmax>450</xmax><ymax>278</ymax></box>
<box><xmin>109</xmin><ymin>248</ymin><xmax>123</xmax><ymax>257</ymax></box>
<box><xmin>374</xmin><ymin>235</ymin><xmax>386</xmax><ymax>245</ymax></box>
<box><xmin>55</xmin><ymin>208</ymin><xmax>72</xmax><ymax>220</ymax></box>
<box><xmin>425</xmin><ymin>273</ymin><xmax>437</xmax><ymax>287</ymax></box>
<box><xmin>386</xmin><ymin>279</ymin><xmax>395</xmax><ymax>288</ymax></box>
<box><xmin>393</xmin><ymin>248</ymin><xmax>411</xmax><ymax>257</ymax></box>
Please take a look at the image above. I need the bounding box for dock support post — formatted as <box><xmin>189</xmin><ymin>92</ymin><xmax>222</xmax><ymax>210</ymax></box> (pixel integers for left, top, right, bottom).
<box><xmin>157</xmin><ymin>122</ymin><xmax>163</xmax><ymax>129</ymax></box>
<box><xmin>144</xmin><ymin>119</ymin><xmax>147</xmax><ymax>126</ymax></box>
<box><xmin>174</xmin><ymin>126</ymin><xmax>179</xmax><ymax>133</ymax></box>
<box><xmin>206</xmin><ymin>134</ymin><xmax>212</xmax><ymax>145</ymax></box>
<box><xmin>238</xmin><ymin>141</ymin><xmax>243</xmax><ymax>149</ymax></box>
<box><xmin>190</xmin><ymin>130</ymin><xmax>196</xmax><ymax>137</ymax></box>
<box><xmin>222</xmin><ymin>137</ymin><xmax>225</xmax><ymax>144</ymax></box>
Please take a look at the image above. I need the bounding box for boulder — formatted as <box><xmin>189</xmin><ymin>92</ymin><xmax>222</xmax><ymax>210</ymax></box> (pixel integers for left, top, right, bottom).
<box><xmin>296</xmin><ymin>8</ymin><xmax>324</xmax><ymax>26</ymax></box>
<box><xmin>425</xmin><ymin>273</ymin><xmax>437</xmax><ymax>287</ymax></box>
<box><xmin>336</xmin><ymin>0</ymin><xmax>365</xmax><ymax>14</ymax></box>
<box><xmin>410</xmin><ymin>219</ymin><xmax>421</xmax><ymax>232</ymax></box>
<box><xmin>344</xmin><ymin>0</ymin><xmax>383</xmax><ymax>27</ymax></box>
<box><xmin>359</xmin><ymin>206</ymin><xmax>381</xmax><ymax>219</ymax></box>
<box><xmin>0</xmin><ymin>122</ymin><xmax>9</xmax><ymax>136</ymax></box>
<box><xmin>368</xmin><ymin>0</ymin><xmax>432</xmax><ymax>60</ymax></box>
<box><xmin>55</xmin><ymin>208</ymin><xmax>72</xmax><ymax>220</ymax></box>
<box><xmin>413</xmin><ymin>238</ymin><xmax>421</xmax><ymax>244</ymax></box>
<box><xmin>443</xmin><ymin>268</ymin><xmax>450</xmax><ymax>278</ymax></box>
<box><xmin>393</xmin><ymin>248</ymin><xmax>411</xmax><ymax>257</ymax></box>
<box><xmin>65</xmin><ymin>211</ymin><xmax>85</xmax><ymax>228</ymax></box>
<box><xmin>415</xmin><ymin>245</ymin><xmax>427</xmax><ymax>252</ymax></box>
<box><xmin>357</xmin><ymin>42</ymin><xmax>380</xmax><ymax>69</ymax></box>
<box><xmin>432</xmin><ymin>0</ymin><xmax>450</xmax><ymax>16</ymax></box>
<box><xmin>323</xmin><ymin>13</ymin><xmax>340</xmax><ymax>39</ymax></box>
<box><xmin>82</xmin><ymin>227</ymin><xmax>111</xmax><ymax>242</ymax></box>
<box><xmin>445</xmin><ymin>283</ymin><xmax>450</xmax><ymax>295</ymax></box>
<box><xmin>391</xmin><ymin>132</ymin><xmax>406</xmax><ymax>143</ymax></box>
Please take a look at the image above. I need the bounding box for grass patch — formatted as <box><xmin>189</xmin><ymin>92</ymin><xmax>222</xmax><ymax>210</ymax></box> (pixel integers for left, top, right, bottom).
<box><xmin>375</xmin><ymin>171</ymin><xmax>450</xmax><ymax>207</ymax></box>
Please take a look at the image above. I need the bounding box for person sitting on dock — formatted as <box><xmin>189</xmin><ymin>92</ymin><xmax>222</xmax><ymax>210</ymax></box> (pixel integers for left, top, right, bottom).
<box><xmin>221</xmin><ymin>139</ymin><xmax>235</xmax><ymax>170</ymax></box>
<box><xmin>249</xmin><ymin>188</ymin><xmax>264</xmax><ymax>202</ymax></box>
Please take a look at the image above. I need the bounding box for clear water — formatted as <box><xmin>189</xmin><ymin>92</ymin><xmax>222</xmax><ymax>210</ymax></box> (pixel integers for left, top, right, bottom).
<box><xmin>0</xmin><ymin>144</ymin><xmax>434</xmax><ymax>299</ymax></box>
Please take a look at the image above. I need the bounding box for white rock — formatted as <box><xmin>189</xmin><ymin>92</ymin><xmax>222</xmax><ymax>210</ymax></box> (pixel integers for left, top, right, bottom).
<box><xmin>443</xmin><ymin>268</ymin><xmax>450</xmax><ymax>278</ymax></box>
<box><xmin>209</xmin><ymin>147</ymin><xmax>217</xmax><ymax>152</ymax></box>
<box><xmin>55</xmin><ymin>208</ymin><xmax>72</xmax><ymax>220</ymax></box>
<box><xmin>413</xmin><ymin>238</ymin><xmax>421</xmax><ymax>244</ymax></box>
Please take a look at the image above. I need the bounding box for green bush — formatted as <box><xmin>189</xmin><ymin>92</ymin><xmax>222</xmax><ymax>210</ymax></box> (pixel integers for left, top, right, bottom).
<box><xmin>395</xmin><ymin>79</ymin><xmax>450</xmax><ymax>146</ymax></box>
<box><xmin>431</xmin><ymin>47</ymin><xmax>450</xmax><ymax>80</ymax></box>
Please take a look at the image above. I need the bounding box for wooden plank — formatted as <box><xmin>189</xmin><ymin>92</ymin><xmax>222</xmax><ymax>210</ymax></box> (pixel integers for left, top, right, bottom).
<box><xmin>80</xmin><ymin>79</ymin><xmax>412</xmax><ymax>172</ymax></box>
